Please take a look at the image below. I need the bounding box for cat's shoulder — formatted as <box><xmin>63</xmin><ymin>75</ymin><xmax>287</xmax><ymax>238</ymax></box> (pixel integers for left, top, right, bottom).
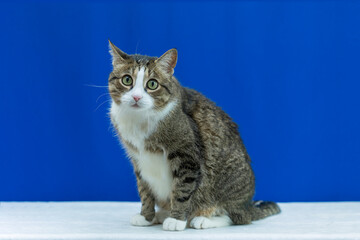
<box><xmin>181</xmin><ymin>87</ymin><xmax>217</xmax><ymax>113</ymax></box>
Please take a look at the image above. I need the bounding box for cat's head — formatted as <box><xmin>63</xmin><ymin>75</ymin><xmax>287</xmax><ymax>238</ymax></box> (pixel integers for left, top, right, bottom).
<box><xmin>108</xmin><ymin>40</ymin><xmax>178</xmax><ymax>112</ymax></box>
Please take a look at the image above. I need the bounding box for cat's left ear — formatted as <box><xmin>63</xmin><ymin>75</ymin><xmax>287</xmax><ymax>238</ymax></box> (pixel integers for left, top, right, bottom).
<box><xmin>155</xmin><ymin>48</ymin><xmax>177</xmax><ymax>75</ymax></box>
<box><xmin>108</xmin><ymin>40</ymin><xmax>130</xmax><ymax>68</ymax></box>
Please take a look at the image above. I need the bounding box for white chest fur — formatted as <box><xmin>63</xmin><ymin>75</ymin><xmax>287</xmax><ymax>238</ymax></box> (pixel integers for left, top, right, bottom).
<box><xmin>133</xmin><ymin>150</ymin><xmax>173</xmax><ymax>201</ymax></box>
<box><xmin>110</xmin><ymin>101</ymin><xmax>175</xmax><ymax>201</ymax></box>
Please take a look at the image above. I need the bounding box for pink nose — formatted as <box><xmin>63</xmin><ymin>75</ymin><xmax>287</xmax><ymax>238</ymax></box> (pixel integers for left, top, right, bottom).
<box><xmin>132</xmin><ymin>95</ymin><xmax>142</xmax><ymax>102</ymax></box>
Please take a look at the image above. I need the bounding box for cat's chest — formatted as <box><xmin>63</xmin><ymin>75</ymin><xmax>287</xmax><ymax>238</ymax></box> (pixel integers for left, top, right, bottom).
<box><xmin>110</xmin><ymin>104</ymin><xmax>173</xmax><ymax>201</ymax></box>
<box><xmin>114</xmin><ymin>114</ymin><xmax>154</xmax><ymax>150</ymax></box>
<box><xmin>121</xmin><ymin>131</ymin><xmax>173</xmax><ymax>201</ymax></box>
<box><xmin>133</xmin><ymin>150</ymin><xmax>173</xmax><ymax>201</ymax></box>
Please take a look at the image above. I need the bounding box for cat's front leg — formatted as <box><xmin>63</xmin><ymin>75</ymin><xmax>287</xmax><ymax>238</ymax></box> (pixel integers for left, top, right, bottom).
<box><xmin>163</xmin><ymin>148</ymin><xmax>202</xmax><ymax>231</ymax></box>
<box><xmin>131</xmin><ymin>170</ymin><xmax>156</xmax><ymax>226</ymax></box>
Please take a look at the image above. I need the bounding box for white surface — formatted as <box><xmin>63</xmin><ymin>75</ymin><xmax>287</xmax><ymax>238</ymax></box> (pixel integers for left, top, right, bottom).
<box><xmin>0</xmin><ymin>202</ymin><xmax>359</xmax><ymax>240</ymax></box>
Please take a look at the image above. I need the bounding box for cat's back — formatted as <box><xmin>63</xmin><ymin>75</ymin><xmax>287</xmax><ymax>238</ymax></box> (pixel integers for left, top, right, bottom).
<box><xmin>179</xmin><ymin>87</ymin><xmax>253</xmax><ymax>201</ymax></box>
<box><xmin>180</xmin><ymin>87</ymin><xmax>248</xmax><ymax>158</ymax></box>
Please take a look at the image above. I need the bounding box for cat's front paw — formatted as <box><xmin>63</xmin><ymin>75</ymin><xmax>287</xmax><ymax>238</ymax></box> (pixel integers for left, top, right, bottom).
<box><xmin>130</xmin><ymin>214</ymin><xmax>153</xmax><ymax>226</ymax></box>
<box><xmin>162</xmin><ymin>217</ymin><xmax>187</xmax><ymax>231</ymax></box>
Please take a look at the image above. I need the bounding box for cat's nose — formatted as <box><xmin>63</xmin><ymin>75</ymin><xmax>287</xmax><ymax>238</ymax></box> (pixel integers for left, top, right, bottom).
<box><xmin>132</xmin><ymin>95</ymin><xmax>142</xmax><ymax>102</ymax></box>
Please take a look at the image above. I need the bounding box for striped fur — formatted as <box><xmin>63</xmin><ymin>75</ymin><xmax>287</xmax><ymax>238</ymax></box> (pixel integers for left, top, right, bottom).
<box><xmin>108</xmin><ymin>40</ymin><xmax>280</xmax><ymax>231</ymax></box>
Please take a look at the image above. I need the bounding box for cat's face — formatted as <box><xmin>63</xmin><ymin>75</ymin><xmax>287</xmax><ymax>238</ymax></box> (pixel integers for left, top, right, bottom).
<box><xmin>108</xmin><ymin>41</ymin><xmax>177</xmax><ymax>112</ymax></box>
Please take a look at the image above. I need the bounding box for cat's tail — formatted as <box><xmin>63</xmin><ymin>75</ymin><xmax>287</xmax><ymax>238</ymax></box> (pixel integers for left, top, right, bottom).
<box><xmin>250</xmin><ymin>200</ymin><xmax>281</xmax><ymax>221</ymax></box>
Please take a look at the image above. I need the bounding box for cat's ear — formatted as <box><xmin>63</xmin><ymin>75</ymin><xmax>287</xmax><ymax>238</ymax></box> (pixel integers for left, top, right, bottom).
<box><xmin>108</xmin><ymin>40</ymin><xmax>129</xmax><ymax>67</ymax></box>
<box><xmin>155</xmin><ymin>48</ymin><xmax>177</xmax><ymax>75</ymax></box>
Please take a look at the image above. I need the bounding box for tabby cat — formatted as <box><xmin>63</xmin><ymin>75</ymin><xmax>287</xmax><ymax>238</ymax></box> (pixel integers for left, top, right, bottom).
<box><xmin>108</xmin><ymin>40</ymin><xmax>280</xmax><ymax>231</ymax></box>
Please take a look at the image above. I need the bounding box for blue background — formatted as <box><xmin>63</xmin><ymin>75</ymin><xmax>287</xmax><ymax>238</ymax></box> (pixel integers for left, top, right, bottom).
<box><xmin>0</xmin><ymin>0</ymin><xmax>359</xmax><ymax>202</ymax></box>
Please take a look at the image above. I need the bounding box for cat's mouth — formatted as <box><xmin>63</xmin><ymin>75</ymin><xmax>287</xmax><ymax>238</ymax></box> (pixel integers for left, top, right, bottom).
<box><xmin>131</xmin><ymin>103</ymin><xmax>140</xmax><ymax>108</ymax></box>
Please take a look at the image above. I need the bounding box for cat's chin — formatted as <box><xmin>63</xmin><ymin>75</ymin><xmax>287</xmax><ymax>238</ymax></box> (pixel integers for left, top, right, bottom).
<box><xmin>124</xmin><ymin>103</ymin><xmax>151</xmax><ymax>112</ymax></box>
<box><xmin>131</xmin><ymin>103</ymin><xmax>141</xmax><ymax>109</ymax></box>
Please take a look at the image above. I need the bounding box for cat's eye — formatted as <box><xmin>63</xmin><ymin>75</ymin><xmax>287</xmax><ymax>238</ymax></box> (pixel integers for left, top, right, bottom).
<box><xmin>121</xmin><ymin>75</ymin><xmax>133</xmax><ymax>86</ymax></box>
<box><xmin>147</xmin><ymin>79</ymin><xmax>159</xmax><ymax>90</ymax></box>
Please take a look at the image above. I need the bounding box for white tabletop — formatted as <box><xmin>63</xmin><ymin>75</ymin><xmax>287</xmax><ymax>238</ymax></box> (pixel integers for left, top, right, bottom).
<box><xmin>0</xmin><ymin>202</ymin><xmax>359</xmax><ymax>240</ymax></box>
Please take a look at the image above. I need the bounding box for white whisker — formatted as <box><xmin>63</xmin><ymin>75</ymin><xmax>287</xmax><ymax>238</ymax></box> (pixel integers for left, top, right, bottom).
<box><xmin>95</xmin><ymin>99</ymin><xmax>112</xmax><ymax>112</ymax></box>
<box><xmin>96</xmin><ymin>92</ymin><xmax>111</xmax><ymax>103</ymax></box>
<box><xmin>85</xmin><ymin>84</ymin><xmax>109</xmax><ymax>88</ymax></box>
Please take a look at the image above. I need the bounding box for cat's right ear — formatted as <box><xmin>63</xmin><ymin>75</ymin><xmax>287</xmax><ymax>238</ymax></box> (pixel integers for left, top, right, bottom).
<box><xmin>155</xmin><ymin>48</ymin><xmax>178</xmax><ymax>75</ymax></box>
<box><xmin>108</xmin><ymin>40</ymin><xmax>129</xmax><ymax>68</ymax></box>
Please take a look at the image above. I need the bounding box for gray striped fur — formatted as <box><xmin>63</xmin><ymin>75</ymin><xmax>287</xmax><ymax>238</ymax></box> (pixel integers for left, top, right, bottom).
<box><xmin>108</xmin><ymin>41</ymin><xmax>280</xmax><ymax>228</ymax></box>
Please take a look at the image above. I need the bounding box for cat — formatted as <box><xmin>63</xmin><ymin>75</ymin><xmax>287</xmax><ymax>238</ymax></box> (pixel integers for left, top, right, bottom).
<box><xmin>108</xmin><ymin>40</ymin><xmax>280</xmax><ymax>231</ymax></box>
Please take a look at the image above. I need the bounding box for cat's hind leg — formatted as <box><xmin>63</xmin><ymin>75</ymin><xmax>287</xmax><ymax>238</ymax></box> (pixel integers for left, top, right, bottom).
<box><xmin>190</xmin><ymin>215</ymin><xmax>232</xmax><ymax>229</ymax></box>
<box><xmin>225</xmin><ymin>202</ymin><xmax>253</xmax><ymax>225</ymax></box>
<box><xmin>154</xmin><ymin>208</ymin><xmax>169</xmax><ymax>224</ymax></box>
<box><xmin>189</xmin><ymin>207</ymin><xmax>233</xmax><ymax>229</ymax></box>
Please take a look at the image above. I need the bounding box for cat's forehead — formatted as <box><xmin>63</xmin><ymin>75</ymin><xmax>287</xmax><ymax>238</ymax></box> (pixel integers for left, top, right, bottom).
<box><xmin>115</xmin><ymin>54</ymin><xmax>163</xmax><ymax>79</ymax></box>
<box><xmin>118</xmin><ymin>55</ymin><xmax>155</xmax><ymax>72</ymax></box>
<box><xmin>132</xmin><ymin>54</ymin><xmax>157</xmax><ymax>65</ymax></box>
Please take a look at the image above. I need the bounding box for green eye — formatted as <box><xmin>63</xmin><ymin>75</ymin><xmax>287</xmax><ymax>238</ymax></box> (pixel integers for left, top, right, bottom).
<box><xmin>121</xmin><ymin>75</ymin><xmax>133</xmax><ymax>86</ymax></box>
<box><xmin>147</xmin><ymin>79</ymin><xmax>159</xmax><ymax>90</ymax></box>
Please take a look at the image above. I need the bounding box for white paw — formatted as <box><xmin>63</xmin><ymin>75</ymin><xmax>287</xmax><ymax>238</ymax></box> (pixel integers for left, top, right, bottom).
<box><xmin>130</xmin><ymin>214</ymin><xmax>153</xmax><ymax>226</ymax></box>
<box><xmin>190</xmin><ymin>216</ymin><xmax>213</xmax><ymax>229</ymax></box>
<box><xmin>190</xmin><ymin>215</ymin><xmax>232</xmax><ymax>229</ymax></box>
<box><xmin>162</xmin><ymin>217</ymin><xmax>187</xmax><ymax>231</ymax></box>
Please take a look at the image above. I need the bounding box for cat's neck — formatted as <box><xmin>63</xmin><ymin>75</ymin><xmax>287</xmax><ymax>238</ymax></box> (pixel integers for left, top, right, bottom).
<box><xmin>110</xmin><ymin>100</ymin><xmax>177</xmax><ymax>150</ymax></box>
